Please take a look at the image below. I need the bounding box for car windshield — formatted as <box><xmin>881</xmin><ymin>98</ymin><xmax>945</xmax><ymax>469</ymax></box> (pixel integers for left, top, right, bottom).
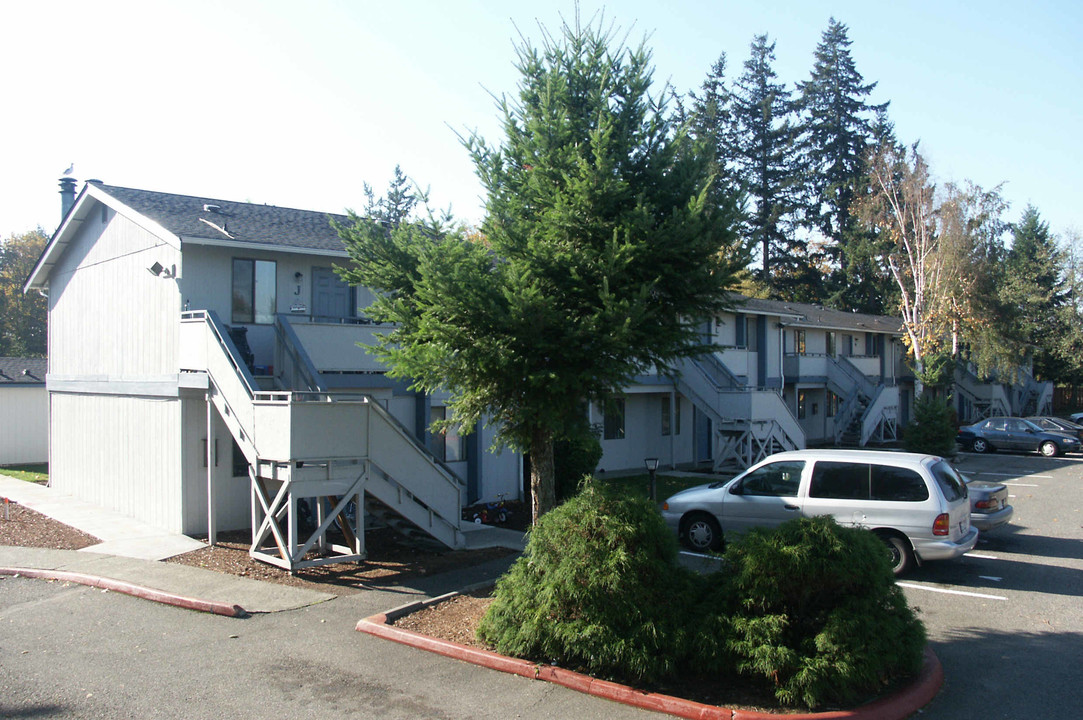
<box><xmin>931</xmin><ymin>460</ymin><xmax>967</xmax><ymax>502</ymax></box>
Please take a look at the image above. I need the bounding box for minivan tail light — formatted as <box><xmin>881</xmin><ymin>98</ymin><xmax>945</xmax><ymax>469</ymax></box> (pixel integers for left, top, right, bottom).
<box><xmin>933</xmin><ymin>513</ymin><xmax>950</xmax><ymax>536</ymax></box>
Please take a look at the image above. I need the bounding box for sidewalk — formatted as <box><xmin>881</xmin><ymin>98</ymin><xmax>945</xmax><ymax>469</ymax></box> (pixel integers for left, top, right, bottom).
<box><xmin>0</xmin><ymin>472</ymin><xmax>523</xmax><ymax>614</ymax></box>
<box><xmin>0</xmin><ymin>473</ymin><xmax>205</xmax><ymax>561</ymax></box>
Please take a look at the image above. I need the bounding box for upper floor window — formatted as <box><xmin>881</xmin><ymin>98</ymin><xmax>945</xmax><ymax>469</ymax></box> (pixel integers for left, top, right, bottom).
<box><xmin>746</xmin><ymin>317</ymin><xmax>758</xmax><ymax>352</ymax></box>
<box><xmin>232</xmin><ymin>259</ymin><xmax>277</xmax><ymax>324</ymax></box>
<box><xmin>794</xmin><ymin>329</ymin><xmax>806</xmax><ymax>355</ymax></box>
<box><xmin>826</xmin><ymin>331</ymin><xmax>836</xmax><ymax>356</ymax></box>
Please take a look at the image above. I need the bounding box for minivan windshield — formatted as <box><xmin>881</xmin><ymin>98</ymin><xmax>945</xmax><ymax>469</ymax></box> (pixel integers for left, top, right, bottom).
<box><xmin>930</xmin><ymin>460</ymin><xmax>968</xmax><ymax>502</ymax></box>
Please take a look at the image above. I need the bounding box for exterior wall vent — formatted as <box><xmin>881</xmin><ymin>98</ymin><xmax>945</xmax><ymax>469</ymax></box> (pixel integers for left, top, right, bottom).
<box><xmin>203</xmin><ymin>204</ymin><xmax>222</xmax><ymax>213</ymax></box>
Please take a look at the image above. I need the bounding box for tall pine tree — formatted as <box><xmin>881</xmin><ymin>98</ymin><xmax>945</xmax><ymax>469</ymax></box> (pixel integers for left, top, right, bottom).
<box><xmin>1003</xmin><ymin>206</ymin><xmax>1077</xmax><ymax>381</ymax></box>
<box><xmin>797</xmin><ymin>18</ymin><xmax>889</xmax><ymax>312</ymax></box>
<box><xmin>731</xmin><ymin>34</ymin><xmax>808</xmax><ymax>299</ymax></box>
<box><xmin>336</xmin><ymin>15</ymin><xmax>745</xmax><ymax>521</ymax></box>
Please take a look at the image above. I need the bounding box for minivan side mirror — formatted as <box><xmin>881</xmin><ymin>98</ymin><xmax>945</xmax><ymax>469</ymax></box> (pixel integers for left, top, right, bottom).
<box><xmin>729</xmin><ymin>481</ymin><xmax>744</xmax><ymax>496</ymax></box>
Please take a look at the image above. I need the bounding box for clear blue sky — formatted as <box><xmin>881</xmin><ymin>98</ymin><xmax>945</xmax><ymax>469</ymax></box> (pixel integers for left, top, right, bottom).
<box><xmin>2</xmin><ymin>0</ymin><xmax>1080</xmax><ymax>242</ymax></box>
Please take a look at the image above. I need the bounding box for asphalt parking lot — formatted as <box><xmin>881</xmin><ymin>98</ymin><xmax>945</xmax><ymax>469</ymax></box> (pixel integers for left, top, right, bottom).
<box><xmin>898</xmin><ymin>450</ymin><xmax>1083</xmax><ymax>719</ymax></box>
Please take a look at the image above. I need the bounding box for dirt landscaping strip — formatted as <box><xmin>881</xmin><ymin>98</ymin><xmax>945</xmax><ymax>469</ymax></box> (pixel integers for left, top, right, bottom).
<box><xmin>357</xmin><ymin>589</ymin><xmax>944</xmax><ymax>720</ymax></box>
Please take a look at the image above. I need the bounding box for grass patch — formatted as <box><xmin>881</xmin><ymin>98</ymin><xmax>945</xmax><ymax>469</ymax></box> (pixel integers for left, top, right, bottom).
<box><xmin>594</xmin><ymin>472</ymin><xmax>728</xmax><ymax>502</ymax></box>
<box><xmin>0</xmin><ymin>464</ymin><xmax>48</xmax><ymax>484</ymax></box>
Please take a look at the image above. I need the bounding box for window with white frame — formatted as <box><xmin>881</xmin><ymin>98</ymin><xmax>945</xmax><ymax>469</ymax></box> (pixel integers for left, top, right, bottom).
<box><xmin>232</xmin><ymin>258</ymin><xmax>277</xmax><ymax>324</ymax></box>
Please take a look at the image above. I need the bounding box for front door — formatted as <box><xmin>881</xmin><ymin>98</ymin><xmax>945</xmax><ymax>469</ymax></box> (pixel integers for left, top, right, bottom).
<box><xmin>312</xmin><ymin>267</ymin><xmax>353</xmax><ymax>322</ymax></box>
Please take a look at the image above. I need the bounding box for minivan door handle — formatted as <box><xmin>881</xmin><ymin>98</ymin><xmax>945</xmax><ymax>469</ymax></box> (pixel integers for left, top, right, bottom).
<box><xmin>784</xmin><ymin>504</ymin><xmax>799</xmax><ymax>510</ymax></box>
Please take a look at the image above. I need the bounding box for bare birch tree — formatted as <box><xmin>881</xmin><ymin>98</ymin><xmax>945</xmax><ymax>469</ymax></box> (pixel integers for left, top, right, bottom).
<box><xmin>855</xmin><ymin>142</ymin><xmax>943</xmax><ymax>396</ymax></box>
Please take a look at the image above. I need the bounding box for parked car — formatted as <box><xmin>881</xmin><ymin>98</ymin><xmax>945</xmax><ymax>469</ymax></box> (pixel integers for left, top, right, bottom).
<box><xmin>962</xmin><ymin>473</ymin><xmax>1014</xmax><ymax>532</ymax></box>
<box><xmin>1027</xmin><ymin>416</ymin><xmax>1083</xmax><ymax>441</ymax></box>
<box><xmin>956</xmin><ymin>416</ymin><xmax>1081</xmax><ymax>457</ymax></box>
<box><xmin>660</xmin><ymin>449</ymin><xmax>978</xmax><ymax>575</ymax></box>
<box><xmin>1069</xmin><ymin>411</ymin><xmax>1083</xmax><ymax>424</ymax></box>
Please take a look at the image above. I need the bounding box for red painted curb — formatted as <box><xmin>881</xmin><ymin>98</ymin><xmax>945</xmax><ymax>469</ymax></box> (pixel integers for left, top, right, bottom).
<box><xmin>357</xmin><ymin>607</ymin><xmax>943</xmax><ymax>720</ymax></box>
<box><xmin>0</xmin><ymin>567</ymin><xmax>247</xmax><ymax>617</ymax></box>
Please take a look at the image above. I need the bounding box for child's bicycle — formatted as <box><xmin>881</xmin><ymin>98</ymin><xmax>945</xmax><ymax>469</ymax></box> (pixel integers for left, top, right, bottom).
<box><xmin>468</xmin><ymin>493</ymin><xmax>512</xmax><ymax>525</ymax></box>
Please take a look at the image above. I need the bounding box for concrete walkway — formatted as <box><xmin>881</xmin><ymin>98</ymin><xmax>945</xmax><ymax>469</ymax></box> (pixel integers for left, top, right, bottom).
<box><xmin>0</xmin><ymin>473</ymin><xmax>205</xmax><ymax>561</ymax></box>
<box><xmin>0</xmin><ymin>472</ymin><xmax>525</xmax><ymax>614</ymax></box>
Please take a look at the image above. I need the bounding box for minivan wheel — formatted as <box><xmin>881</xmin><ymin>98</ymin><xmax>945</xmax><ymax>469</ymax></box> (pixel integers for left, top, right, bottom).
<box><xmin>880</xmin><ymin>534</ymin><xmax>914</xmax><ymax>576</ymax></box>
<box><xmin>1039</xmin><ymin>440</ymin><xmax>1059</xmax><ymax>457</ymax></box>
<box><xmin>972</xmin><ymin>438</ymin><xmax>989</xmax><ymax>453</ymax></box>
<box><xmin>681</xmin><ymin>513</ymin><xmax>722</xmax><ymax>552</ymax></box>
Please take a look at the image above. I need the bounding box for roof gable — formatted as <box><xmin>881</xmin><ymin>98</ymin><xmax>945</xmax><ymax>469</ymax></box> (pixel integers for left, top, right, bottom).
<box><xmin>25</xmin><ymin>182</ymin><xmax>356</xmax><ymax>291</ymax></box>
<box><xmin>97</xmin><ymin>184</ymin><xmax>350</xmax><ymax>253</ymax></box>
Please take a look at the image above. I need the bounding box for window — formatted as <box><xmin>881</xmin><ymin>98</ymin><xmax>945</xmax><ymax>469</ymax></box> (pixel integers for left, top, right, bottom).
<box><xmin>746</xmin><ymin>318</ymin><xmax>758</xmax><ymax>352</ymax></box>
<box><xmin>735</xmin><ymin>313</ymin><xmax>746</xmax><ymax>347</ymax></box>
<box><xmin>232</xmin><ymin>259</ymin><xmax>277</xmax><ymax>324</ymax></box>
<box><xmin>810</xmin><ymin>461</ymin><xmax>869</xmax><ymax>499</ymax></box>
<box><xmin>797</xmin><ymin>390</ymin><xmax>807</xmax><ymax>419</ymax></box>
<box><xmin>603</xmin><ymin>397</ymin><xmax>626</xmax><ymax>440</ymax></box>
<box><xmin>661</xmin><ymin>396</ymin><xmax>682</xmax><ymax>436</ymax></box>
<box><xmin>232</xmin><ymin>439</ymin><xmax>249</xmax><ymax>478</ymax></box>
<box><xmin>931</xmin><ymin>461</ymin><xmax>966</xmax><ymax>503</ymax></box>
<box><xmin>428</xmin><ymin>406</ymin><xmax>466</xmax><ymax>462</ymax></box>
<box><xmin>872</xmin><ymin>465</ymin><xmax>929</xmax><ymax>502</ymax></box>
<box><xmin>810</xmin><ymin>462</ymin><xmax>930</xmax><ymax>502</ymax></box>
<box><xmin>736</xmin><ymin>461</ymin><xmax>804</xmax><ymax>497</ymax></box>
<box><xmin>826</xmin><ymin>331</ymin><xmax>836</xmax><ymax>356</ymax></box>
<box><xmin>794</xmin><ymin>329</ymin><xmax>806</xmax><ymax>355</ymax></box>
<box><xmin>826</xmin><ymin>391</ymin><xmax>839</xmax><ymax>418</ymax></box>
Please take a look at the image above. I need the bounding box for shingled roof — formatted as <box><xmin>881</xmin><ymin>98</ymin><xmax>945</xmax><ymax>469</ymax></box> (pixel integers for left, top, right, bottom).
<box><xmin>0</xmin><ymin>357</ymin><xmax>47</xmax><ymax>385</ymax></box>
<box><xmin>97</xmin><ymin>184</ymin><xmax>352</xmax><ymax>254</ymax></box>
<box><xmin>734</xmin><ymin>296</ymin><xmax>903</xmax><ymax>334</ymax></box>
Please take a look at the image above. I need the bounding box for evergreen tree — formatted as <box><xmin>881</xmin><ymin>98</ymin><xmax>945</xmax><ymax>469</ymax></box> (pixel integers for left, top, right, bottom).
<box><xmin>797</xmin><ymin>18</ymin><xmax>889</xmax><ymax>312</ymax></box>
<box><xmin>1002</xmin><ymin>206</ymin><xmax>1078</xmax><ymax>381</ymax></box>
<box><xmin>731</xmin><ymin>34</ymin><xmax>808</xmax><ymax>299</ymax></box>
<box><xmin>685</xmin><ymin>53</ymin><xmax>752</xmax><ymax>271</ymax></box>
<box><xmin>336</xmin><ymin>15</ymin><xmax>745</xmax><ymax>522</ymax></box>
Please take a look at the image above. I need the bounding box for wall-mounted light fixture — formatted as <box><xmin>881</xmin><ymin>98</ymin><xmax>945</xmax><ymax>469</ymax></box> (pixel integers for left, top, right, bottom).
<box><xmin>148</xmin><ymin>262</ymin><xmax>176</xmax><ymax>278</ymax></box>
<box><xmin>294</xmin><ymin>271</ymin><xmax>303</xmax><ymax>280</ymax></box>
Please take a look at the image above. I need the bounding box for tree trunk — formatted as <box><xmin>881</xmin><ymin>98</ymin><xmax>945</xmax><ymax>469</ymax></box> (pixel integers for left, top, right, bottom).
<box><xmin>529</xmin><ymin>426</ymin><xmax>556</xmax><ymax>525</ymax></box>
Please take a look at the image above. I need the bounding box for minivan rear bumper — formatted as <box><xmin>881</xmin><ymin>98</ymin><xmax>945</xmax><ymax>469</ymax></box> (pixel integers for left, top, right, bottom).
<box><xmin>914</xmin><ymin>526</ymin><xmax>979</xmax><ymax>562</ymax></box>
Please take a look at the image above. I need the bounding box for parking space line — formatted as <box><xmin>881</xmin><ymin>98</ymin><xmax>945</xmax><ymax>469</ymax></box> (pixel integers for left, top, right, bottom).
<box><xmin>679</xmin><ymin>551</ymin><xmax>724</xmax><ymax>561</ymax></box>
<box><xmin>897</xmin><ymin>582</ymin><xmax>1007</xmax><ymax>600</ymax></box>
<box><xmin>978</xmin><ymin>472</ymin><xmax>1052</xmax><ymax>479</ymax></box>
<box><xmin>967</xmin><ymin>553</ymin><xmax>999</xmax><ymax>560</ymax></box>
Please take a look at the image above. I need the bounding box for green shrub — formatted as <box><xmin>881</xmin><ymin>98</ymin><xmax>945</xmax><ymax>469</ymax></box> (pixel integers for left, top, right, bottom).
<box><xmin>721</xmin><ymin>516</ymin><xmax>926</xmax><ymax>708</ymax></box>
<box><xmin>477</xmin><ymin>481</ymin><xmax>700</xmax><ymax>683</ymax></box>
<box><xmin>904</xmin><ymin>395</ymin><xmax>957</xmax><ymax>456</ymax></box>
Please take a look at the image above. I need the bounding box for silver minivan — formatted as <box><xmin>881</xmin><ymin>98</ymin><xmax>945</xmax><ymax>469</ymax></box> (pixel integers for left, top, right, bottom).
<box><xmin>661</xmin><ymin>449</ymin><xmax>978</xmax><ymax>574</ymax></box>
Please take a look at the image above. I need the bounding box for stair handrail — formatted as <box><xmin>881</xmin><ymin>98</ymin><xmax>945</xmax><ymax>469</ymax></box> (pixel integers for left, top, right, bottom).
<box><xmin>274</xmin><ymin>314</ymin><xmax>325</xmax><ymax>392</ymax></box>
<box><xmin>859</xmin><ymin>384</ymin><xmax>897</xmax><ymax>446</ymax></box>
<box><xmin>690</xmin><ymin>351</ymin><xmax>744</xmax><ymax>390</ymax></box>
<box><xmin>833</xmin><ymin>355</ymin><xmax>877</xmax><ymax>398</ymax></box>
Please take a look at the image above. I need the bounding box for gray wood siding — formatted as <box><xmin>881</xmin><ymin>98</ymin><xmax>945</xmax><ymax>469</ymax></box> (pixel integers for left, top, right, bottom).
<box><xmin>179</xmin><ymin>393</ymin><xmax>250</xmax><ymax>534</ymax></box>
<box><xmin>48</xmin><ymin>209</ymin><xmax>181</xmax><ymax>377</ymax></box>
<box><xmin>0</xmin><ymin>386</ymin><xmax>49</xmax><ymax>464</ymax></box>
<box><xmin>50</xmin><ymin>392</ymin><xmax>184</xmax><ymax>532</ymax></box>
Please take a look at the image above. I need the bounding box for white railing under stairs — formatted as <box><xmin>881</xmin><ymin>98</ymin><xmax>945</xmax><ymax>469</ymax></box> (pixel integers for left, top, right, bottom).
<box><xmin>180</xmin><ymin>310</ymin><xmax>464</xmax><ymax>572</ymax></box>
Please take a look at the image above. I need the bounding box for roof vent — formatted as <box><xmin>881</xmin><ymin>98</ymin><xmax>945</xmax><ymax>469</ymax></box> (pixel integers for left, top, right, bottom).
<box><xmin>203</xmin><ymin>204</ymin><xmax>222</xmax><ymax>213</ymax></box>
